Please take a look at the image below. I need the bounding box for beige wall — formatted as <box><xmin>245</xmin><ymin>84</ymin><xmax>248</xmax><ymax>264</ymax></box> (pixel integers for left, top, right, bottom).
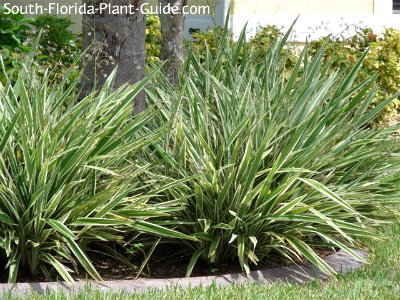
<box><xmin>232</xmin><ymin>0</ymin><xmax>375</xmax><ymax>15</ymax></box>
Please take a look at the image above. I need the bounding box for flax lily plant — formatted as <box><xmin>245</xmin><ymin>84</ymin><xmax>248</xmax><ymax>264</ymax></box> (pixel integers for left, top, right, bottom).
<box><xmin>0</xmin><ymin>62</ymin><xmax>195</xmax><ymax>283</ymax></box>
<box><xmin>146</xmin><ymin>24</ymin><xmax>400</xmax><ymax>277</ymax></box>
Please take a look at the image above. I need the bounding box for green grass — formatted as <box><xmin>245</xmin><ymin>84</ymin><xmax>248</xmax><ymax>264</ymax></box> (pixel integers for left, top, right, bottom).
<box><xmin>2</xmin><ymin>220</ymin><xmax>400</xmax><ymax>300</ymax></box>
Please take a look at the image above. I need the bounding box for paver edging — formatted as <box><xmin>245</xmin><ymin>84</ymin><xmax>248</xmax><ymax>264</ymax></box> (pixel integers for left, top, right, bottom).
<box><xmin>0</xmin><ymin>249</ymin><xmax>368</xmax><ymax>297</ymax></box>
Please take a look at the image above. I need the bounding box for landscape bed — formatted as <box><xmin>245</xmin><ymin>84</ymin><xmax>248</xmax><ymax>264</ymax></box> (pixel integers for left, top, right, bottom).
<box><xmin>0</xmin><ymin>248</ymin><xmax>367</xmax><ymax>297</ymax></box>
<box><xmin>0</xmin><ymin>10</ymin><xmax>400</xmax><ymax>300</ymax></box>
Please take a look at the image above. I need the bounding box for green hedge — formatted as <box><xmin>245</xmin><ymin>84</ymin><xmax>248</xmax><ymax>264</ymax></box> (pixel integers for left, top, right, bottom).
<box><xmin>1</xmin><ymin>8</ymin><xmax>399</xmax><ymax>128</ymax></box>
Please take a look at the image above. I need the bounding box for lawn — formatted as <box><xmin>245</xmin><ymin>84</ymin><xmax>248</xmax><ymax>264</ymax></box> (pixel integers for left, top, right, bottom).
<box><xmin>2</xmin><ymin>220</ymin><xmax>399</xmax><ymax>300</ymax></box>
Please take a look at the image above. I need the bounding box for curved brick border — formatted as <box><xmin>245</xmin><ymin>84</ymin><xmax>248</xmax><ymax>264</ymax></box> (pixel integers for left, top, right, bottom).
<box><xmin>0</xmin><ymin>249</ymin><xmax>368</xmax><ymax>297</ymax></box>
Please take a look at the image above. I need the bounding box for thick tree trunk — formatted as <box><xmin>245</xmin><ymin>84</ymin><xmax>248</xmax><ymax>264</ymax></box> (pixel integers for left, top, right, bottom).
<box><xmin>159</xmin><ymin>0</ymin><xmax>187</xmax><ymax>84</ymax></box>
<box><xmin>81</xmin><ymin>0</ymin><xmax>146</xmax><ymax>113</ymax></box>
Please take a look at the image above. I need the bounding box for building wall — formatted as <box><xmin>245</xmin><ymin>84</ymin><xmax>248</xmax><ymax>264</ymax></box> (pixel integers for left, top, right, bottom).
<box><xmin>230</xmin><ymin>0</ymin><xmax>400</xmax><ymax>41</ymax></box>
<box><xmin>232</xmin><ymin>0</ymin><xmax>374</xmax><ymax>15</ymax></box>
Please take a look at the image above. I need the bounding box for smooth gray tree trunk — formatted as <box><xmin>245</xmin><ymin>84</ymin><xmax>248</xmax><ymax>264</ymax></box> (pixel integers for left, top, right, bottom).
<box><xmin>158</xmin><ymin>0</ymin><xmax>187</xmax><ymax>84</ymax></box>
<box><xmin>81</xmin><ymin>0</ymin><xmax>146</xmax><ymax>113</ymax></box>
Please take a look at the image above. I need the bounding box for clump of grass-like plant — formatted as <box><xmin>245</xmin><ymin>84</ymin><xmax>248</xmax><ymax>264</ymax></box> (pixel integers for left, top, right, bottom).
<box><xmin>0</xmin><ymin>61</ymin><xmax>195</xmax><ymax>283</ymax></box>
<box><xmin>146</xmin><ymin>24</ymin><xmax>400</xmax><ymax>276</ymax></box>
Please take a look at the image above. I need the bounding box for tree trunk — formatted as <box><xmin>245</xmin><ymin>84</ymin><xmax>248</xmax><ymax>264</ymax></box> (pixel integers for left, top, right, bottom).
<box><xmin>158</xmin><ymin>0</ymin><xmax>187</xmax><ymax>84</ymax></box>
<box><xmin>81</xmin><ymin>0</ymin><xmax>146</xmax><ymax>113</ymax></box>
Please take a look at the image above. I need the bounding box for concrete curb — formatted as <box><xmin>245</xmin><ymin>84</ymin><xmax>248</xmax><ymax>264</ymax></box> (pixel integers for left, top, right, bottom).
<box><xmin>0</xmin><ymin>249</ymin><xmax>368</xmax><ymax>297</ymax></box>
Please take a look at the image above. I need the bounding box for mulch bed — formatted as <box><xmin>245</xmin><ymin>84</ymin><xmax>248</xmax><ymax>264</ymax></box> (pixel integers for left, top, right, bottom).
<box><xmin>0</xmin><ymin>245</ymin><xmax>335</xmax><ymax>283</ymax></box>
